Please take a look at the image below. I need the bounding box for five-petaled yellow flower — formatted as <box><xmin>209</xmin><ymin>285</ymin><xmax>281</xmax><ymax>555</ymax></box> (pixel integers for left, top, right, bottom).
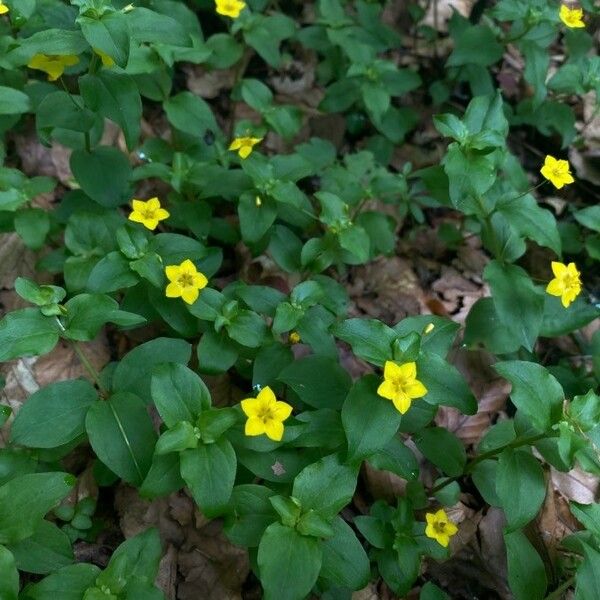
<box><xmin>559</xmin><ymin>5</ymin><xmax>585</xmax><ymax>28</ymax></box>
<box><xmin>540</xmin><ymin>155</ymin><xmax>575</xmax><ymax>189</ymax></box>
<box><xmin>27</xmin><ymin>54</ymin><xmax>80</xmax><ymax>81</ymax></box>
<box><xmin>289</xmin><ymin>331</ymin><xmax>301</xmax><ymax>344</ymax></box>
<box><xmin>546</xmin><ymin>261</ymin><xmax>582</xmax><ymax>308</ymax></box>
<box><xmin>94</xmin><ymin>48</ymin><xmax>115</xmax><ymax>68</ymax></box>
<box><xmin>229</xmin><ymin>136</ymin><xmax>262</xmax><ymax>159</ymax></box>
<box><xmin>0</xmin><ymin>2</ymin><xmax>9</xmax><ymax>15</ymax></box>
<box><xmin>241</xmin><ymin>386</ymin><xmax>293</xmax><ymax>442</ymax></box>
<box><xmin>128</xmin><ymin>197</ymin><xmax>170</xmax><ymax>231</ymax></box>
<box><xmin>165</xmin><ymin>259</ymin><xmax>208</xmax><ymax>305</ymax></box>
<box><xmin>377</xmin><ymin>361</ymin><xmax>428</xmax><ymax>414</ymax></box>
<box><xmin>215</xmin><ymin>0</ymin><xmax>246</xmax><ymax>18</ymax></box>
<box><xmin>425</xmin><ymin>509</ymin><xmax>458</xmax><ymax>548</ymax></box>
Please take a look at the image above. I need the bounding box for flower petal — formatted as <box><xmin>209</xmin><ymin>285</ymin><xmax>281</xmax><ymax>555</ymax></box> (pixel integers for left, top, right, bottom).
<box><xmin>245</xmin><ymin>417</ymin><xmax>266</xmax><ymax>437</ymax></box>
<box><xmin>377</xmin><ymin>380</ymin><xmax>396</xmax><ymax>401</ymax></box>
<box><xmin>165</xmin><ymin>265</ymin><xmax>180</xmax><ymax>282</ymax></box>
<box><xmin>273</xmin><ymin>401</ymin><xmax>293</xmax><ymax>421</ymax></box>
<box><xmin>383</xmin><ymin>361</ymin><xmax>401</xmax><ymax>380</ymax></box>
<box><xmin>392</xmin><ymin>393</ymin><xmax>412</xmax><ymax>414</ymax></box>
<box><xmin>193</xmin><ymin>272</ymin><xmax>208</xmax><ymax>289</ymax></box>
<box><xmin>180</xmin><ymin>259</ymin><xmax>197</xmax><ymax>274</ymax></box>
<box><xmin>241</xmin><ymin>398</ymin><xmax>260</xmax><ymax>417</ymax></box>
<box><xmin>397</xmin><ymin>361</ymin><xmax>417</xmax><ymax>380</ymax></box>
<box><xmin>181</xmin><ymin>286</ymin><xmax>200</xmax><ymax>305</ymax></box>
<box><xmin>406</xmin><ymin>380</ymin><xmax>428</xmax><ymax>399</ymax></box>
<box><xmin>128</xmin><ymin>211</ymin><xmax>145</xmax><ymax>224</ymax></box>
<box><xmin>257</xmin><ymin>386</ymin><xmax>277</xmax><ymax>406</ymax></box>
<box><xmin>264</xmin><ymin>419</ymin><xmax>284</xmax><ymax>442</ymax></box>
<box><xmin>165</xmin><ymin>282</ymin><xmax>181</xmax><ymax>298</ymax></box>
<box><xmin>238</xmin><ymin>145</ymin><xmax>253</xmax><ymax>159</ymax></box>
<box><xmin>551</xmin><ymin>261</ymin><xmax>567</xmax><ymax>277</ymax></box>
<box><xmin>546</xmin><ymin>279</ymin><xmax>564</xmax><ymax>297</ymax></box>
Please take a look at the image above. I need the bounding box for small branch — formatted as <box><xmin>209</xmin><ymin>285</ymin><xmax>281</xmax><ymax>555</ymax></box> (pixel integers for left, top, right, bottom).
<box><xmin>71</xmin><ymin>341</ymin><xmax>108</xmax><ymax>398</ymax></box>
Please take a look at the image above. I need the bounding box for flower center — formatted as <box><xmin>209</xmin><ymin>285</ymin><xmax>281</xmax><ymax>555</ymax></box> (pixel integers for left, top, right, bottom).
<box><xmin>434</xmin><ymin>521</ymin><xmax>447</xmax><ymax>533</ymax></box>
<box><xmin>178</xmin><ymin>273</ymin><xmax>194</xmax><ymax>287</ymax></box>
<box><xmin>562</xmin><ymin>272</ymin><xmax>579</xmax><ymax>289</ymax></box>
<box><xmin>257</xmin><ymin>406</ymin><xmax>274</xmax><ymax>423</ymax></box>
<box><xmin>142</xmin><ymin>208</ymin><xmax>157</xmax><ymax>219</ymax></box>
<box><xmin>552</xmin><ymin>167</ymin><xmax>564</xmax><ymax>178</ymax></box>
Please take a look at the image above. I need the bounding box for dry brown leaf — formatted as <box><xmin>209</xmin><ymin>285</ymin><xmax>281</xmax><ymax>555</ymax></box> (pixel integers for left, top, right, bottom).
<box><xmin>551</xmin><ymin>466</ymin><xmax>599</xmax><ymax>504</ymax></box>
<box><xmin>185</xmin><ymin>65</ymin><xmax>236</xmax><ymax>99</ymax></box>
<box><xmin>422</xmin><ymin>0</ymin><xmax>477</xmax><ymax>31</ymax></box>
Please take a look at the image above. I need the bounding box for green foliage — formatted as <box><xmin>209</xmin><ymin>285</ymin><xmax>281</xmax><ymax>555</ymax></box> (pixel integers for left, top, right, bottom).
<box><xmin>0</xmin><ymin>0</ymin><xmax>598</xmax><ymax>598</ymax></box>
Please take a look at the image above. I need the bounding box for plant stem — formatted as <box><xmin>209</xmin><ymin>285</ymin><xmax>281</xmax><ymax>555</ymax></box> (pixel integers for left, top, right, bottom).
<box><xmin>543</xmin><ymin>576</ymin><xmax>575</xmax><ymax>600</ymax></box>
<box><xmin>71</xmin><ymin>341</ymin><xmax>108</xmax><ymax>398</ymax></box>
<box><xmin>429</xmin><ymin>432</ymin><xmax>548</xmax><ymax>495</ymax></box>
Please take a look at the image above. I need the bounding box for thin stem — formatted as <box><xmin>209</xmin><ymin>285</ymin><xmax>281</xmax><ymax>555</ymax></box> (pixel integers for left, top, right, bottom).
<box><xmin>543</xmin><ymin>576</ymin><xmax>575</xmax><ymax>600</ymax></box>
<box><xmin>71</xmin><ymin>341</ymin><xmax>108</xmax><ymax>398</ymax></box>
<box><xmin>429</xmin><ymin>432</ymin><xmax>548</xmax><ymax>495</ymax></box>
<box><xmin>509</xmin><ymin>180</ymin><xmax>546</xmax><ymax>203</ymax></box>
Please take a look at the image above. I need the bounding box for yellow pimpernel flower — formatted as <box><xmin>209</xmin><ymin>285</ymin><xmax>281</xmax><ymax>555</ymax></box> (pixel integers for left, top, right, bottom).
<box><xmin>377</xmin><ymin>361</ymin><xmax>428</xmax><ymax>414</ymax></box>
<box><xmin>559</xmin><ymin>5</ymin><xmax>585</xmax><ymax>28</ymax></box>
<box><xmin>94</xmin><ymin>48</ymin><xmax>115</xmax><ymax>68</ymax></box>
<box><xmin>425</xmin><ymin>509</ymin><xmax>458</xmax><ymax>548</ymax></box>
<box><xmin>229</xmin><ymin>136</ymin><xmax>262</xmax><ymax>159</ymax></box>
<box><xmin>241</xmin><ymin>386</ymin><xmax>293</xmax><ymax>442</ymax></box>
<box><xmin>540</xmin><ymin>155</ymin><xmax>575</xmax><ymax>189</ymax></box>
<box><xmin>0</xmin><ymin>2</ymin><xmax>9</xmax><ymax>15</ymax></box>
<box><xmin>546</xmin><ymin>261</ymin><xmax>582</xmax><ymax>308</ymax></box>
<box><xmin>289</xmin><ymin>331</ymin><xmax>301</xmax><ymax>344</ymax></box>
<box><xmin>27</xmin><ymin>54</ymin><xmax>79</xmax><ymax>82</ymax></box>
<box><xmin>215</xmin><ymin>0</ymin><xmax>246</xmax><ymax>19</ymax></box>
<box><xmin>128</xmin><ymin>197</ymin><xmax>170</xmax><ymax>231</ymax></box>
<box><xmin>164</xmin><ymin>259</ymin><xmax>208</xmax><ymax>305</ymax></box>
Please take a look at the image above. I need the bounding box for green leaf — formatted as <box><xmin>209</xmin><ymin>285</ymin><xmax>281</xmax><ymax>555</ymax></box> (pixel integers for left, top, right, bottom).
<box><xmin>574</xmin><ymin>206</ymin><xmax>600</xmax><ymax>232</ymax></box>
<box><xmin>0</xmin><ymin>308</ymin><xmax>59</xmax><ymax>361</ymax></box>
<box><xmin>180</xmin><ymin>437</ymin><xmax>237</xmax><ymax>517</ymax></box>
<box><xmin>112</xmin><ymin>337</ymin><xmax>192</xmax><ymax>401</ymax></box>
<box><xmin>447</xmin><ymin>25</ymin><xmax>503</xmax><ymax>66</ymax></box>
<box><xmin>15</xmin><ymin>208</ymin><xmax>50</xmax><ymax>250</ymax></box>
<box><xmin>420</xmin><ymin>582</ymin><xmax>451</xmax><ymax>600</ymax></box>
<box><xmin>197</xmin><ymin>330</ymin><xmax>239</xmax><ymax>374</ymax></box>
<box><xmin>164</xmin><ymin>92</ymin><xmax>220</xmax><ymax>138</ymax></box>
<box><xmin>224</xmin><ymin>485</ymin><xmax>276</xmax><ymax>548</ymax></box>
<box><xmin>278</xmin><ymin>355</ymin><xmax>351</xmax><ymax>409</ymax></box>
<box><xmin>496</xmin><ymin>449</ymin><xmax>546</xmax><ymax>530</ymax></box>
<box><xmin>484</xmin><ymin>261</ymin><xmax>544</xmax><ymax>351</ymax></box>
<box><xmin>79</xmin><ymin>12</ymin><xmax>130</xmax><ymax>68</ymax></box>
<box><xmin>464</xmin><ymin>297</ymin><xmax>522</xmax><ymax>354</ymax></box>
<box><xmin>257</xmin><ymin>523</ymin><xmax>322</xmax><ymax>600</ymax></box>
<box><xmin>416</xmin><ymin>352</ymin><xmax>477</xmax><ymax>415</ymax></box>
<box><xmin>156</xmin><ymin>421</ymin><xmax>198</xmax><ymax>455</ymax></box>
<box><xmin>368</xmin><ymin>435</ymin><xmax>419</xmax><ymax>481</ymax></box>
<box><xmin>414</xmin><ymin>427</ymin><xmax>466</xmax><ymax>477</ymax></box>
<box><xmin>11</xmin><ymin>379</ymin><xmax>96</xmax><ymax>448</ymax></box>
<box><xmin>332</xmin><ymin>318</ymin><xmax>396</xmax><ymax>366</ymax></box>
<box><xmin>342</xmin><ymin>375</ymin><xmax>402</xmax><ymax>462</ymax></box>
<box><xmin>494</xmin><ymin>360</ymin><xmax>563</xmax><ymax>431</ymax></box>
<box><xmin>394</xmin><ymin>316</ymin><xmax>459</xmax><ymax>358</ymax></box>
<box><xmin>238</xmin><ymin>194</ymin><xmax>277</xmax><ymax>243</ymax></box>
<box><xmin>0</xmin><ymin>86</ymin><xmax>31</xmax><ymax>116</ymax></box>
<box><xmin>70</xmin><ymin>146</ymin><xmax>132</xmax><ymax>208</ymax></box>
<box><xmin>292</xmin><ymin>454</ymin><xmax>358</xmax><ymax>518</ymax></box>
<box><xmin>26</xmin><ymin>563</ymin><xmax>101</xmax><ymax>600</ymax></box>
<box><xmin>8</xmin><ymin>520</ymin><xmax>73</xmax><ymax>575</ymax></box>
<box><xmin>541</xmin><ymin>295</ymin><xmax>600</xmax><ymax>338</ymax></box>
<box><xmin>227</xmin><ymin>310</ymin><xmax>267</xmax><ymax>348</ymax></box>
<box><xmin>63</xmin><ymin>293</ymin><xmax>145</xmax><ymax>341</ymax></box>
<box><xmin>504</xmin><ymin>530</ymin><xmax>547</xmax><ymax>600</ymax></box>
<box><xmin>86</xmin><ymin>251</ymin><xmax>139</xmax><ymax>293</ymax></box>
<box><xmin>0</xmin><ymin>546</ymin><xmax>18</xmax><ymax>600</ymax></box>
<box><xmin>85</xmin><ymin>392</ymin><xmax>157</xmax><ymax>486</ymax></box>
<box><xmin>320</xmin><ymin>515</ymin><xmax>370</xmax><ymax>590</ymax></box>
<box><xmin>0</xmin><ymin>473</ymin><xmax>75</xmax><ymax>544</ymax></box>
<box><xmin>80</xmin><ymin>72</ymin><xmax>142</xmax><ymax>151</ymax></box>
<box><xmin>576</xmin><ymin>543</ymin><xmax>600</xmax><ymax>600</ymax></box>
<box><xmin>151</xmin><ymin>363</ymin><xmax>210</xmax><ymax>427</ymax></box>
<box><xmin>140</xmin><ymin>453</ymin><xmax>184</xmax><ymax>499</ymax></box>
<box><xmin>571</xmin><ymin>502</ymin><xmax>600</xmax><ymax>538</ymax></box>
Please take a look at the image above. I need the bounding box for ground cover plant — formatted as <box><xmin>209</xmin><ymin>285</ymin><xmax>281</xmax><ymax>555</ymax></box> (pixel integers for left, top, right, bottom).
<box><xmin>0</xmin><ymin>0</ymin><xmax>599</xmax><ymax>598</ymax></box>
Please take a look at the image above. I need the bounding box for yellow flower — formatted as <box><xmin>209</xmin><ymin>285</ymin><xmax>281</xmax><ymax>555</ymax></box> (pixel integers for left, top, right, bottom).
<box><xmin>546</xmin><ymin>261</ymin><xmax>582</xmax><ymax>308</ymax></box>
<box><xmin>425</xmin><ymin>509</ymin><xmax>458</xmax><ymax>548</ymax></box>
<box><xmin>94</xmin><ymin>48</ymin><xmax>115</xmax><ymax>68</ymax></box>
<box><xmin>377</xmin><ymin>361</ymin><xmax>428</xmax><ymax>414</ymax></box>
<box><xmin>424</xmin><ymin>322</ymin><xmax>435</xmax><ymax>334</ymax></box>
<box><xmin>165</xmin><ymin>259</ymin><xmax>208</xmax><ymax>305</ymax></box>
<box><xmin>128</xmin><ymin>197</ymin><xmax>170</xmax><ymax>231</ymax></box>
<box><xmin>540</xmin><ymin>155</ymin><xmax>575</xmax><ymax>189</ymax></box>
<box><xmin>229</xmin><ymin>136</ymin><xmax>262</xmax><ymax>159</ymax></box>
<box><xmin>27</xmin><ymin>54</ymin><xmax>80</xmax><ymax>81</ymax></box>
<box><xmin>0</xmin><ymin>2</ymin><xmax>9</xmax><ymax>15</ymax></box>
<box><xmin>559</xmin><ymin>5</ymin><xmax>585</xmax><ymax>28</ymax></box>
<box><xmin>289</xmin><ymin>331</ymin><xmax>301</xmax><ymax>344</ymax></box>
<box><xmin>241</xmin><ymin>386</ymin><xmax>293</xmax><ymax>442</ymax></box>
<box><xmin>215</xmin><ymin>0</ymin><xmax>246</xmax><ymax>18</ymax></box>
